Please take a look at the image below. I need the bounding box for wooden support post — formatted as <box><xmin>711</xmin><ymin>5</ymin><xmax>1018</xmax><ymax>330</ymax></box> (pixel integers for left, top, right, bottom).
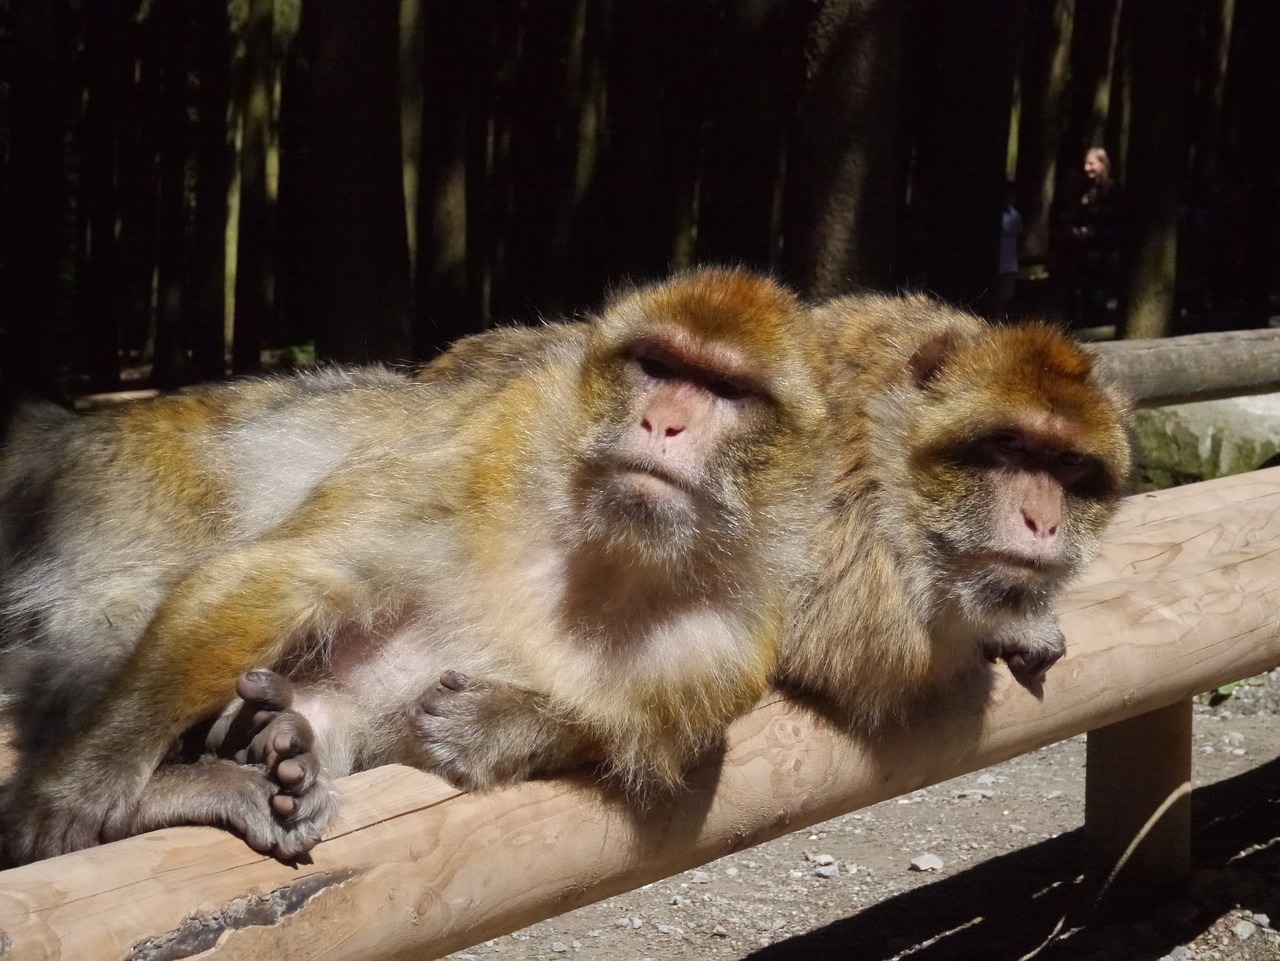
<box><xmin>1085</xmin><ymin>698</ymin><xmax>1192</xmax><ymax>903</ymax></box>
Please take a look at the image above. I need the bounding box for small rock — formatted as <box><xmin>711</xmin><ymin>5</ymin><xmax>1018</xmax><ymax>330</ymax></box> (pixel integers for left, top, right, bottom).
<box><xmin>671</xmin><ymin>895</ymin><xmax>690</xmax><ymax>908</ymax></box>
<box><xmin>613</xmin><ymin>917</ymin><xmax>633</xmax><ymax>928</ymax></box>
<box><xmin>954</xmin><ymin>789</ymin><xmax>994</xmax><ymax>800</ymax></box>
<box><xmin>688</xmin><ymin>870</ymin><xmax>712</xmax><ymax>884</ymax></box>
<box><xmin>1253</xmin><ymin>912</ymin><xmax>1271</xmax><ymax>927</ymax></box>
<box><xmin>1232</xmin><ymin>920</ymin><xmax>1257</xmax><ymax>941</ymax></box>
<box><xmin>655</xmin><ymin>924</ymin><xmax>682</xmax><ymax>936</ymax></box>
<box><xmin>1232</xmin><ymin>748</ymin><xmax>1246</xmax><ymax>756</ymax></box>
<box><xmin>632</xmin><ymin>918</ymin><xmax>644</xmax><ymax>929</ymax></box>
<box><xmin>724</xmin><ymin>866</ymin><xmax>739</xmax><ymax>877</ymax></box>
<box><xmin>711</xmin><ymin>925</ymin><xmax>729</xmax><ymax>938</ymax></box>
<box><xmin>571</xmin><ymin>941</ymin><xmax>582</xmax><ymax>950</ymax></box>
<box><xmin>910</xmin><ymin>854</ymin><xmax>944</xmax><ymax>872</ymax></box>
<box><xmin>1009</xmin><ymin>824</ymin><xmax>1028</xmax><ymax>834</ymax></box>
<box><xmin>814</xmin><ymin>864</ymin><xmax>841</xmax><ymax>878</ymax></box>
<box><xmin>1161</xmin><ymin>948</ymin><xmax>1193</xmax><ymax>961</ymax></box>
<box><xmin>1044</xmin><ymin>790</ymin><xmax>1064</xmax><ymax>800</ymax></box>
<box><xmin>976</xmin><ymin>773</ymin><xmax>997</xmax><ymax>785</ymax></box>
<box><xmin>805</xmin><ymin>852</ymin><xmax>836</xmax><ymax>865</ymax></box>
<box><xmin>550</xmin><ymin>942</ymin><xmax>568</xmax><ymax>954</ymax></box>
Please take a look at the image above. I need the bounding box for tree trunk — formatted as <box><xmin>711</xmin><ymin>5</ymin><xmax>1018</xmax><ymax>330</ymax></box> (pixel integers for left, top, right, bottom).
<box><xmin>780</xmin><ymin>0</ymin><xmax>905</xmax><ymax>297</ymax></box>
<box><xmin>4</xmin><ymin>0</ymin><xmax>72</xmax><ymax>397</ymax></box>
<box><xmin>151</xmin><ymin>1</ymin><xmax>194</xmax><ymax>389</ymax></box>
<box><xmin>697</xmin><ymin>0</ymin><xmax>802</xmax><ymax>270</ymax></box>
<box><xmin>1119</xmin><ymin>0</ymin><xmax>1197</xmax><ymax>339</ymax></box>
<box><xmin>910</xmin><ymin>0</ymin><xmax>1024</xmax><ymax>310</ymax></box>
<box><xmin>76</xmin><ymin>1</ymin><xmax>126</xmax><ymax>393</ymax></box>
<box><xmin>1062</xmin><ymin>0</ymin><xmax>1122</xmax><ymax>175</ymax></box>
<box><xmin>415</xmin><ymin>1</ymin><xmax>480</xmax><ymax>352</ymax></box>
<box><xmin>230</xmin><ymin>0</ymin><xmax>278</xmax><ymax>373</ymax></box>
<box><xmin>1016</xmin><ymin>0</ymin><xmax>1075</xmax><ymax>266</ymax></box>
<box><xmin>1223</xmin><ymin>0</ymin><xmax>1280</xmax><ymax>330</ymax></box>
<box><xmin>189</xmin><ymin>0</ymin><xmax>233</xmax><ymax>381</ymax></box>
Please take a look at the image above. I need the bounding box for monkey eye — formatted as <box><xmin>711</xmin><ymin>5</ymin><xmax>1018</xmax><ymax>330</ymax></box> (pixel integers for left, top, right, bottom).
<box><xmin>991</xmin><ymin>432</ymin><xmax>1025</xmax><ymax>454</ymax></box>
<box><xmin>706</xmin><ymin>377</ymin><xmax>752</xmax><ymax>401</ymax></box>
<box><xmin>1057</xmin><ymin>451</ymin><xmax>1086</xmax><ymax>468</ymax></box>
<box><xmin>637</xmin><ymin>355</ymin><xmax>677</xmax><ymax>380</ymax></box>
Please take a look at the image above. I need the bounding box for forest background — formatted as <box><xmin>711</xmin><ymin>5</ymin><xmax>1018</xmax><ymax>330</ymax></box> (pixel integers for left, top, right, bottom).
<box><xmin>1</xmin><ymin>0</ymin><xmax>1277</xmax><ymax>400</ymax></box>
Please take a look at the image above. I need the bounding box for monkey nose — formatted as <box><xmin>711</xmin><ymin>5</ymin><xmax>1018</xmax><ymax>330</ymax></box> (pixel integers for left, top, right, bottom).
<box><xmin>640</xmin><ymin>417</ymin><xmax>685</xmax><ymax>438</ymax></box>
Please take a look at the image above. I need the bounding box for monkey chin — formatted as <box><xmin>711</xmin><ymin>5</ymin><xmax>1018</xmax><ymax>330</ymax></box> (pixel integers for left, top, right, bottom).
<box><xmin>581</xmin><ymin>477</ymin><xmax>736</xmax><ymax>573</ymax></box>
<box><xmin>952</xmin><ymin>563</ymin><xmax>1059</xmax><ymax>622</ymax></box>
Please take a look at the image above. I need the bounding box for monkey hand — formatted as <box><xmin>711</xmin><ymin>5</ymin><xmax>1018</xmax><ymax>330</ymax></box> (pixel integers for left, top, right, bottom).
<box><xmin>409</xmin><ymin>670</ymin><xmax>585</xmax><ymax>791</ymax></box>
<box><xmin>984</xmin><ymin>620</ymin><xmax>1067</xmax><ymax>687</ymax></box>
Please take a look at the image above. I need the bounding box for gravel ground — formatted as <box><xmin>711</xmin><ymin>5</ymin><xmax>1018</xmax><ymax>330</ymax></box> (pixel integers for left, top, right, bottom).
<box><xmin>446</xmin><ymin>669</ymin><xmax>1280</xmax><ymax>961</ymax></box>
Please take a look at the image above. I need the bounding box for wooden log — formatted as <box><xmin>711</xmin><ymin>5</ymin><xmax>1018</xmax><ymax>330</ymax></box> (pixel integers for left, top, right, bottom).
<box><xmin>1088</xmin><ymin>328</ymin><xmax>1280</xmax><ymax>407</ymax></box>
<box><xmin>1085</xmin><ymin>700</ymin><xmax>1193</xmax><ymax>899</ymax></box>
<box><xmin>1</xmin><ymin>468</ymin><xmax>1279</xmax><ymax>961</ymax></box>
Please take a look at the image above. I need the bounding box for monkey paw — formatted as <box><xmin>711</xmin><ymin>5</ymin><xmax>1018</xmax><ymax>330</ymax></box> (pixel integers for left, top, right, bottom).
<box><xmin>204</xmin><ymin>668</ymin><xmax>336</xmax><ymax>853</ymax></box>
<box><xmin>409</xmin><ymin>670</ymin><xmax>548</xmax><ymax>792</ymax></box>
<box><xmin>985</xmin><ymin>623</ymin><xmax>1066</xmax><ymax>687</ymax></box>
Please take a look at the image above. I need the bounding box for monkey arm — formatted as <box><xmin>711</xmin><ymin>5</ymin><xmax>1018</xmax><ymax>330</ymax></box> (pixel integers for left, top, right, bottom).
<box><xmin>3</xmin><ymin>540</ymin><xmax>363</xmax><ymax>863</ymax></box>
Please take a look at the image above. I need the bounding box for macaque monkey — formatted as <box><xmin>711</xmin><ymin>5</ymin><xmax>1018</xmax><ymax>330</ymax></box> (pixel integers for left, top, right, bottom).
<box><xmin>775</xmin><ymin>293</ymin><xmax>1131</xmax><ymax>726</ymax></box>
<box><xmin>382</xmin><ymin>292</ymin><xmax>1130</xmax><ymax>786</ymax></box>
<box><xmin>0</xmin><ymin>267</ymin><xmax>832</xmax><ymax>863</ymax></box>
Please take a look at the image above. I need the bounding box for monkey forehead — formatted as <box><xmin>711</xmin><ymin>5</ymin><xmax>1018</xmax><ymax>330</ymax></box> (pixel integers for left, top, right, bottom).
<box><xmin>919</xmin><ymin>328</ymin><xmax>1128</xmax><ymax>450</ymax></box>
<box><xmin>602</xmin><ymin>270</ymin><xmax>815</xmax><ymax>360</ymax></box>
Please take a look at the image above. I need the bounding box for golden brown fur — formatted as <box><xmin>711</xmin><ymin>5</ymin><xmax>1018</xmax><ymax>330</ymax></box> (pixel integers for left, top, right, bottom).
<box><xmin>0</xmin><ymin>267</ymin><xmax>832</xmax><ymax>863</ymax></box>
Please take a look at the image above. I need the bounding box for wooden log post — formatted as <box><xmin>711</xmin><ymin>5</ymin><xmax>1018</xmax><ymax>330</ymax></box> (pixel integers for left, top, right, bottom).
<box><xmin>0</xmin><ymin>469</ymin><xmax>1278</xmax><ymax>960</ymax></box>
<box><xmin>1085</xmin><ymin>700</ymin><xmax>1193</xmax><ymax>902</ymax></box>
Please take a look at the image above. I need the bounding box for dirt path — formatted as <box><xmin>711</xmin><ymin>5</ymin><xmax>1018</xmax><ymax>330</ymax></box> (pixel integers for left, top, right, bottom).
<box><xmin>446</xmin><ymin>670</ymin><xmax>1280</xmax><ymax>961</ymax></box>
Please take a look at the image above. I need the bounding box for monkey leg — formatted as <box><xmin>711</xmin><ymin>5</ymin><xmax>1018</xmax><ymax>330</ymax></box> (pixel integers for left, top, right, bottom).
<box><xmin>118</xmin><ymin>756</ymin><xmax>336</xmax><ymax>860</ymax></box>
<box><xmin>2</xmin><ymin>544</ymin><xmax>359</xmax><ymax>864</ymax></box>
<box><xmin>409</xmin><ymin>671</ymin><xmax>598</xmax><ymax>791</ymax></box>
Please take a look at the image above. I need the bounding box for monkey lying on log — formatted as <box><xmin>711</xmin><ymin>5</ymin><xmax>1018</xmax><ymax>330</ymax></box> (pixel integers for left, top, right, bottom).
<box><xmin>0</xmin><ymin>268</ymin><xmax>833</xmax><ymax>863</ymax></box>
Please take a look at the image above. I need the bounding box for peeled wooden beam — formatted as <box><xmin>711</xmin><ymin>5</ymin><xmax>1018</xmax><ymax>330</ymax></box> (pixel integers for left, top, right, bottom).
<box><xmin>1</xmin><ymin>469</ymin><xmax>1279</xmax><ymax>961</ymax></box>
<box><xmin>1088</xmin><ymin>328</ymin><xmax>1280</xmax><ymax>407</ymax></box>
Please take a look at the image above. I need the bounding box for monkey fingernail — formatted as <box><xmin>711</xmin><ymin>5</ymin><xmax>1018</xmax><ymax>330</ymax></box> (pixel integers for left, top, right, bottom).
<box><xmin>440</xmin><ymin>670</ymin><xmax>470</xmax><ymax>691</ymax></box>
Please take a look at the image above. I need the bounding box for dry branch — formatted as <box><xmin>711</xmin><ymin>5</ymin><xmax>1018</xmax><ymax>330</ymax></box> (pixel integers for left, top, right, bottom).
<box><xmin>1088</xmin><ymin>328</ymin><xmax>1280</xmax><ymax>407</ymax></box>
<box><xmin>1</xmin><ymin>468</ymin><xmax>1279</xmax><ymax>960</ymax></box>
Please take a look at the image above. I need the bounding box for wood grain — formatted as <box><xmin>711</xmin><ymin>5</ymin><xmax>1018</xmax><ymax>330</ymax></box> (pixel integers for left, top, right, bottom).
<box><xmin>1</xmin><ymin>469</ymin><xmax>1278</xmax><ymax>961</ymax></box>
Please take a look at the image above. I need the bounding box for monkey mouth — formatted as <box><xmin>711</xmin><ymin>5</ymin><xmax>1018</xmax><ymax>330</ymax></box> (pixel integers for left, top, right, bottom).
<box><xmin>966</xmin><ymin>552</ymin><xmax>1059</xmax><ymax>585</ymax></box>
<box><xmin>613</xmin><ymin>458</ymin><xmax>695</xmax><ymax>498</ymax></box>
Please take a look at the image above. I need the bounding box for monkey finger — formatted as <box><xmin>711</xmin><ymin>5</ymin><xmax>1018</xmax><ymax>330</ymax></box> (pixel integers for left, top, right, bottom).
<box><xmin>236</xmin><ymin>668</ymin><xmax>295</xmax><ymax>710</ymax></box>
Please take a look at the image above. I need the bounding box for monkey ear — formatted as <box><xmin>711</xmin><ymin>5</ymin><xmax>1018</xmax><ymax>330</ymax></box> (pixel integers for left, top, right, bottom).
<box><xmin>908</xmin><ymin>331</ymin><xmax>961</xmax><ymax>388</ymax></box>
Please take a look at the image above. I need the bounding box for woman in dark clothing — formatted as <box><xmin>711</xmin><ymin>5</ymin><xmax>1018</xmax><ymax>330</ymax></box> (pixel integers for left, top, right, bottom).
<box><xmin>1059</xmin><ymin>147</ymin><xmax>1121</xmax><ymax>325</ymax></box>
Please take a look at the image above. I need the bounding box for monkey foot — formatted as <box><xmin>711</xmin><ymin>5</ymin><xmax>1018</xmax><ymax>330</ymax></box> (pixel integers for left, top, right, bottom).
<box><xmin>205</xmin><ymin>668</ymin><xmax>336</xmax><ymax>843</ymax></box>
<box><xmin>410</xmin><ymin>670</ymin><xmax>550</xmax><ymax>792</ymax></box>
